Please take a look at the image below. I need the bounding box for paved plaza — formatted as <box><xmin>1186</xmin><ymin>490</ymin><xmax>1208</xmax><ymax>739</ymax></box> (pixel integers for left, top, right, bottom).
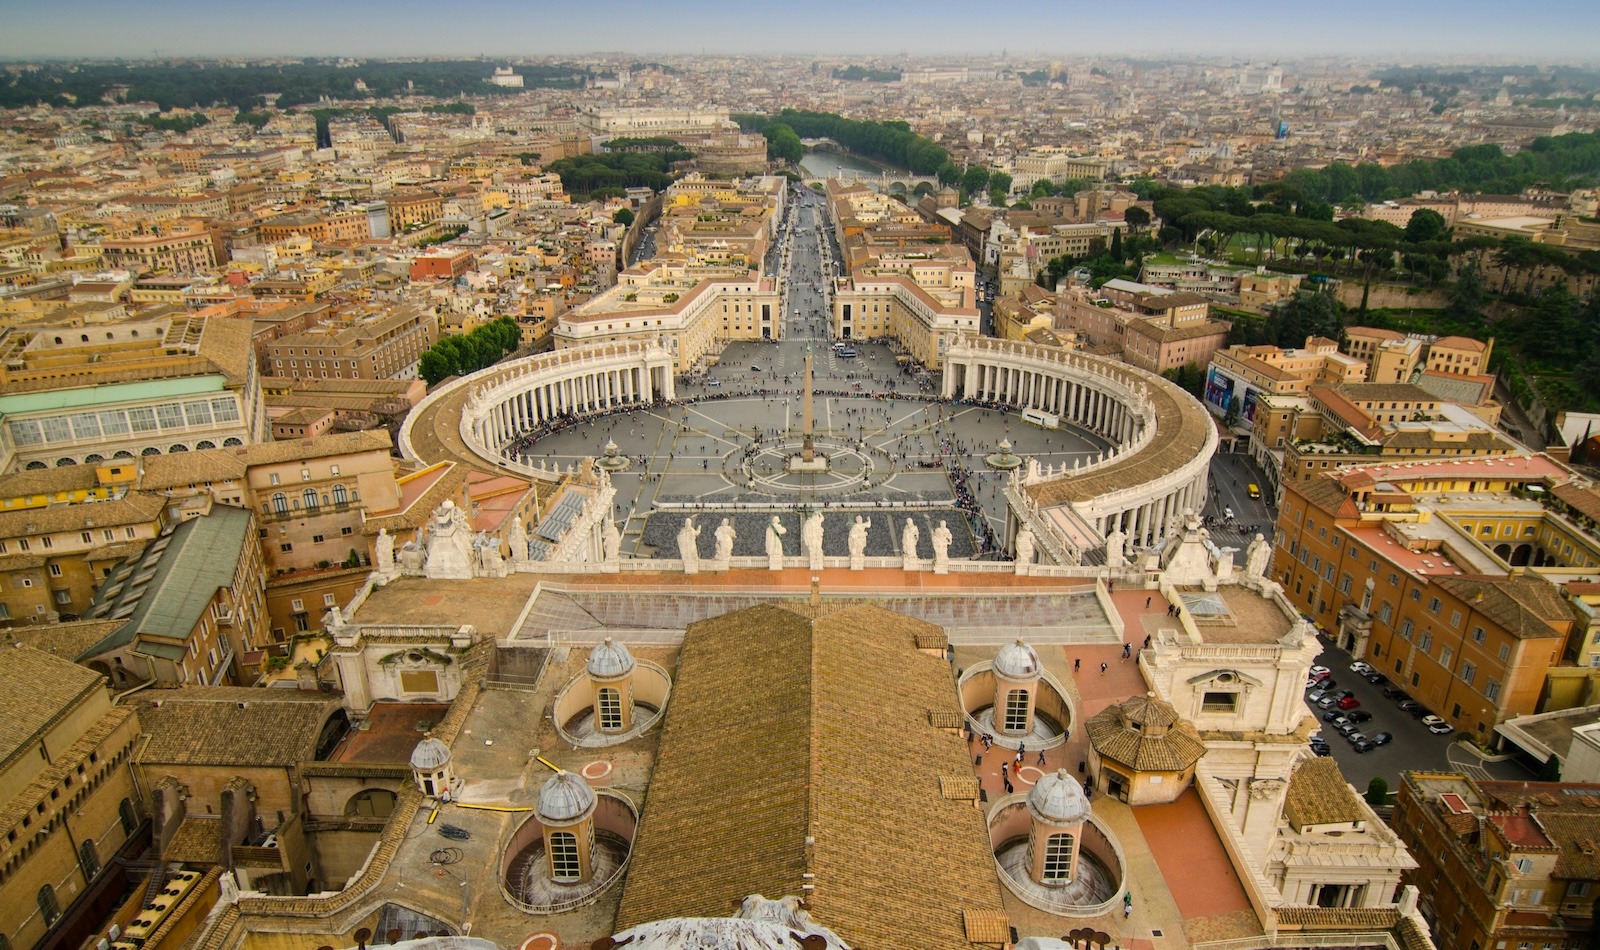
<box><xmin>513</xmin><ymin>341</ymin><xmax>1113</xmax><ymax>558</ymax></box>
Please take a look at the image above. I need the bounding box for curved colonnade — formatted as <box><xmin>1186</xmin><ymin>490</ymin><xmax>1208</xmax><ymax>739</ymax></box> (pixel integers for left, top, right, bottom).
<box><xmin>944</xmin><ymin>337</ymin><xmax>1216</xmax><ymax>565</ymax></box>
<box><xmin>402</xmin><ymin>336</ymin><xmax>1217</xmax><ymax>570</ymax></box>
<box><xmin>400</xmin><ymin>340</ymin><xmax>675</xmax><ymax>481</ymax></box>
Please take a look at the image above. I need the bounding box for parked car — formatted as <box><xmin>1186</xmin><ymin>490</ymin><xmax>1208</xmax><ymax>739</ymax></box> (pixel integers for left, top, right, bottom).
<box><xmin>1345</xmin><ymin>731</ymin><xmax>1368</xmax><ymax>745</ymax></box>
<box><xmin>1322</xmin><ymin>710</ymin><xmax>1348</xmax><ymax>723</ymax></box>
<box><xmin>1336</xmin><ymin>696</ymin><xmax>1362</xmax><ymax>710</ymax></box>
<box><xmin>1352</xmin><ymin>738</ymin><xmax>1376</xmax><ymax>753</ymax></box>
<box><xmin>1316</xmin><ymin>695</ymin><xmax>1341</xmax><ymax>709</ymax></box>
<box><xmin>1421</xmin><ymin>715</ymin><xmax>1454</xmax><ymax>735</ymax></box>
<box><xmin>1364</xmin><ymin>672</ymin><xmax>1389</xmax><ymax>686</ymax></box>
<box><xmin>1309</xmin><ymin>742</ymin><xmax>1332</xmax><ymax>757</ymax></box>
<box><xmin>1309</xmin><ymin>666</ymin><xmax>1332</xmax><ymax>681</ymax></box>
<box><xmin>1408</xmin><ymin>705</ymin><xmax>1434</xmax><ymax>720</ymax></box>
<box><xmin>1308</xmin><ymin>688</ymin><xmax>1333</xmax><ymax>703</ymax></box>
<box><xmin>1349</xmin><ymin>661</ymin><xmax>1374</xmax><ymax>675</ymax></box>
<box><xmin>1344</xmin><ymin>710</ymin><xmax>1373</xmax><ymax>724</ymax></box>
<box><xmin>1335</xmin><ymin>720</ymin><xmax>1362</xmax><ymax>736</ymax></box>
<box><xmin>1370</xmin><ymin>732</ymin><xmax>1393</xmax><ymax>746</ymax></box>
<box><xmin>1397</xmin><ymin>699</ymin><xmax>1422</xmax><ymax>713</ymax></box>
<box><xmin>1384</xmin><ymin>687</ymin><xmax>1410</xmax><ymax>700</ymax></box>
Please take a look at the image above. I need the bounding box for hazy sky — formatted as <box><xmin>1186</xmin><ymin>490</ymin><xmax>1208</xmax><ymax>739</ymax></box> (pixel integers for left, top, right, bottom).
<box><xmin>2</xmin><ymin>0</ymin><xmax>1598</xmax><ymax>61</ymax></box>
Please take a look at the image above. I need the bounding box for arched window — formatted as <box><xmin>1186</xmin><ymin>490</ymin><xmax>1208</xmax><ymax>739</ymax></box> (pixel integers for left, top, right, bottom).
<box><xmin>84</xmin><ymin>454</ymin><xmax>104</xmax><ymax>464</ymax></box>
<box><xmin>79</xmin><ymin>839</ymin><xmax>99</xmax><ymax>878</ymax></box>
<box><xmin>168</xmin><ymin>444</ymin><xmax>188</xmax><ymax>453</ymax></box>
<box><xmin>1003</xmin><ymin>689</ymin><xmax>1030</xmax><ymax>732</ymax></box>
<box><xmin>223</xmin><ymin>437</ymin><xmax>243</xmax><ymax>447</ymax></box>
<box><xmin>271</xmin><ymin>493</ymin><xmax>289</xmax><ymax>515</ymax></box>
<box><xmin>140</xmin><ymin>447</ymin><xmax>160</xmax><ymax>457</ymax></box>
<box><xmin>597</xmin><ymin>687</ymin><xmax>623</xmax><ymax>731</ymax></box>
<box><xmin>331</xmin><ymin>484</ymin><xmax>348</xmax><ymax>506</ymax></box>
<box><xmin>80</xmin><ymin>334</ymin><xmax>89</xmax><ymax>343</ymax></box>
<box><xmin>303</xmin><ymin>488</ymin><xmax>320</xmax><ymax>512</ymax></box>
<box><xmin>55</xmin><ymin>457</ymin><xmax>77</xmax><ymax>467</ymax></box>
<box><xmin>119</xmin><ymin>797</ymin><xmax>138</xmax><ymax>835</ymax></box>
<box><xmin>195</xmin><ymin>440</ymin><xmax>215</xmax><ymax>450</ymax></box>
<box><xmin>37</xmin><ymin>884</ymin><xmax>60</xmax><ymax>927</ymax></box>
<box><xmin>548</xmin><ymin>831</ymin><xmax>581</xmax><ymax>882</ymax></box>
<box><xmin>1040</xmin><ymin>831</ymin><xmax>1074</xmax><ymax>882</ymax></box>
<box><xmin>345</xmin><ymin>789</ymin><xmax>396</xmax><ymax>818</ymax></box>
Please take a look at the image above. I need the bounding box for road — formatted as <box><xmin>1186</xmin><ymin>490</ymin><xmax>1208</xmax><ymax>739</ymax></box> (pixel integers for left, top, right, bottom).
<box><xmin>1201</xmin><ymin>452</ymin><xmax>1277</xmax><ymax>562</ymax></box>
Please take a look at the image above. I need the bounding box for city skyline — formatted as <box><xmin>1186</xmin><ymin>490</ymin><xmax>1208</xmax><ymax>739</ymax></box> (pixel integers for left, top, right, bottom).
<box><xmin>3</xmin><ymin>0</ymin><xmax>1599</xmax><ymax>62</ymax></box>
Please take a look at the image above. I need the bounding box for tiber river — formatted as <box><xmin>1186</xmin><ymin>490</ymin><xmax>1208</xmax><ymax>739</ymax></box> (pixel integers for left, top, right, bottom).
<box><xmin>797</xmin><ymin>148</ymin><xmax>907</xmax><ymax>182</ymax></box>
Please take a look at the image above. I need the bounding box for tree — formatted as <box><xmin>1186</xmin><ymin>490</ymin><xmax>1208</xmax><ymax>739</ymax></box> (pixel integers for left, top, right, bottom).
<box><xmin>419</xmin><ymin>348</ymin><xmax>455</xmax><ymax>386</ymax></box>
<box><xmin>1110</xmin><ymin>228</ymin><xmax>1123</xmax><ymax>262</ymax></box>
<box><xmin>1123</xmin><ymin>206</ymin><xmax>1150</xmax><ymax>234</ymax></box>
<box><xmin>1444</xmin><ymin>262</ymin><xmax>1489</xmax><ymax>327</ymax></box>
<box><xmin>936</xmin><ymin>161</ymin><xmax>961</xmax><ymax>187</ymax></box>
<box><xmin>1274</xmin><ymin>288</ymin><xmax>1343</xmax><ymax>348</ymax></box>
<box><xmin>1404</xmin><ymin>208</ymin><xmax>1448</xmax><ymax>244</ymax></box>
<box><xmin>762</xmin><ymin>123</ymin><xmax>803</xmax><ymax>164</ymax></box>
<box><xmin>961</xmin><ymin>166</ymin><xmax>991</xmax><ymax>197</ymax></box>
<box><xmin>1365</xmin><ymin>776</ymin><xmax>1389</xmax><ymax>806</ymax></box>
<box><xmin>612</xmin><ymin>208</ymin><xmax>635</xmax><ymax>227</ymax></box>
<box><xmin>988</xmin><ymin>171</ymin><xmax>1013</xmax><ymax>195</ymax></box>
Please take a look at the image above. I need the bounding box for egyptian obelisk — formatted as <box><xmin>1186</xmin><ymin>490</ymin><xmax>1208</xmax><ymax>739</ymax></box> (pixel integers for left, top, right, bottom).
<box><xmin>801</xmin><ymin>345</ymin><xmax>816</xmax><ymax>462</ymax></box>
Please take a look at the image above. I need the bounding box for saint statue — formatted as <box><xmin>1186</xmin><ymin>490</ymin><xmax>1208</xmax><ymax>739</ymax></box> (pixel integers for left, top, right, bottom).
<box><xmin>677</xmin><ymin>517</ymin><xmax>702</xmax><ymax>573</ymax></box>
<box><xmin>931</xmin><ymin>519</ymin><xmax>953</xmax><ymax>572</ymax></box>
<box><xmin>375</xmin><ymin>527</ymin><xmax>395</xmax><ymax>575</ymax></box>
<box><xmin>714</xmin><ymin>518</ymin><xmax>737</xmax><ymax>563</ymax></box>
<box><xmin>765</xmin><ymin>516</ymin><xmax>787</xmax><ymax>570</ymax></box>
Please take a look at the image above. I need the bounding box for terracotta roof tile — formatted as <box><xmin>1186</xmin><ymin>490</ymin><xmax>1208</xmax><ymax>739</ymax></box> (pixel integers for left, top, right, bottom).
<box><xmin>1285</xmin><ymin>757</ymin><xmax>1368</xmax><ymax>826</ymax></box>
<box><xmin>617</xmin><ymin>603</ymin><xmax>1005</xmax><ymax>949</ymax></box>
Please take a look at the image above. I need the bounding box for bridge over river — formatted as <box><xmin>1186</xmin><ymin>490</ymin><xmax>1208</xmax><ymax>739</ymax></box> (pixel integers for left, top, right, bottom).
<box><xmin>797</xmin><ymin>142</ymin><xmax>938</xmax><ymax>192</ymax></box>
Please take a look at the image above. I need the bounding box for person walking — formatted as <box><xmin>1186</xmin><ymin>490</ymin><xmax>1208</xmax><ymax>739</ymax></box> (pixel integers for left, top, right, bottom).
<box><xmin>1074</xmin><ymin>657</ymin><xmax>1081</xmax><ymax>673</ymax></box>
<box><xmin>1100</xmin><ymin>661</ymin><xmax>1108</xmax><ymax>675</ymax></box>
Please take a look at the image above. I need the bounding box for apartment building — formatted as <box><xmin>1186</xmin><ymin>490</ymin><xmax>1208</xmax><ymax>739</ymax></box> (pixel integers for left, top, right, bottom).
<box><xmin>256</xmin><ymin>210</ymin><xmax>371</xmax><ymax>245</ymax></box>
<box><xmin>385</xmin><ymin>192</ymin><xmax>445</xmax><ymax>233</ymax></box>
<box><xmin>97</xmin><ymin>227</ymin><xmax>221</xmax><ymax>274</ymax></box>
<box><xmin>1275</xmin><ymin>456</ymin><xmax>1588</xmax><ymax>736</ymax></box>
<box><xmin>1345</xmin><ymin>327</ymin><xmax>1493</xmax><ymax>383</ymax></box>
<box><xmin>1394</xmin><ymin>773</ymin><xmax>1600</xmax><ymax>950</ymax></box>
<box><xmin>1282</xmin><ymin>384</ymin><xmax>1516</xmax><ymax>486</ymax></box>
<box><xmin>1059</xmin><ymin>280</ymin><xmax>1231</xmax><ymax>375</ymax></box>
<box><xmin>264</xmin><ymin>303</ymin><xmax>438</xmax><ymax>382</ymax></box>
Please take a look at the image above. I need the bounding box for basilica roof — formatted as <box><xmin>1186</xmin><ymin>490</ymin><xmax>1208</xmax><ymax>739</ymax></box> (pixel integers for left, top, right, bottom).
<box><xmin>616</xmin><ymin>603</ymin><xmax>1004</xmax><ymax>950</ymax></box>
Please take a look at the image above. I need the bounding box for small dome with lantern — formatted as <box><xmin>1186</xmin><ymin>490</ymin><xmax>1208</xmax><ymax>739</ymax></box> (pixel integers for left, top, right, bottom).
<box><xmin>587</xmin><ymin>637</ymin><xmax>636</xmax><ymax>678</ymax></box>
<box><xmin>409</xmin><ymin>732</ymin><xmax>452</xmax><ymax>771</ymax></box>
<box><xmin>537</xmin><ymin>771</ymin><xmax>596</xmax><ymax>823</ymax></box>
<box><xmin>993</xmin><ymin>638</ymin><xmax>1042</xmax><ymax>680</ymax></box>
<box><xmin>1028</xmin><ymin>769</ymin><xmax>1092</xmax><ymax>826</ymax></box>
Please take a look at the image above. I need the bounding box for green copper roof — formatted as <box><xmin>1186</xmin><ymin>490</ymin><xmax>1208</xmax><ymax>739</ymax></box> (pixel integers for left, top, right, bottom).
<box><xmin>87</xmin><ymin>506</ymin><xmax>252</xmax><ymax>653</ymax></box>
<box><xmin>0</xmin><ymin>375</ymin><xmax>225</xmax><ymax>416</ymax></box>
